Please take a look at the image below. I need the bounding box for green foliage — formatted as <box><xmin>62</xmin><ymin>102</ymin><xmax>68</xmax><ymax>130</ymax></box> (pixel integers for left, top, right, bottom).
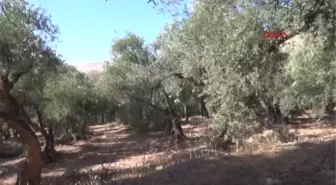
<box><xmin>102</xmin><ymin>34</ymin><xmax>172</xmax><ymax>132</ymax></box>
<box><xmin>41</xmin><ymin>66</ymin><xmax>96</xmax><ymax>138</ymax></box>
<box><xmin>281</xmin><ymin>33</ymin><xmax>335</xmax><ymax>117</ymax></box>
<box><xmin>1</xmin><ymin>0</ymin><xmax>335</xmax><ymax>143</ymax></box>
<box><xmin>0</xmin><ymin>0</ymin><xmax>59</xmax><ymax>77</ymax></box>
<box><xmin>150</xmin><ymin>0</ymin><xmax>335</xmax><ymax>138</ymax></box>
<box><xmin>112</xmin><ymin>33</ymin><xmax>156</xmax><ymax>66</ymax></box>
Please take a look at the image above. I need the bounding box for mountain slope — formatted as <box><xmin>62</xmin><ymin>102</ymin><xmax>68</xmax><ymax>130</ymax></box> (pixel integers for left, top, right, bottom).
<box><xmin>72</xmin><ymin>62</ymin><xmax>105</xmax><ymax>73</ymax></box>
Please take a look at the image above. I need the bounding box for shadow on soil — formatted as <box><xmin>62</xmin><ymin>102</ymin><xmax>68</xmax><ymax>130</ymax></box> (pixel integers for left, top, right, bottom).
<box><xmin>40</xmin><ymin>138</ymin><xmax>335</xmax><ymax>185</ymax></box>
<box><xmin>0</xmin><ymin>124</ymin><xmax>171</xmax><ymax>182</ymax></box>
<box><xmin>122</xmin><ymin>139</ymin><xmax>334</xmax><ymax>185</ymax></box>
<box><xmin>1</xmin><ymin>117</ymin><xmax>335</xmax><ymax>185</ymax></box>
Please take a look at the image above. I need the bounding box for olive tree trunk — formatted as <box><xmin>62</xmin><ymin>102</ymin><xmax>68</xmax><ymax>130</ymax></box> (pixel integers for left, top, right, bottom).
<box><xmin>42</xmin><ymin>127</ymin><xmax>56</xmax><ymax>163</ymax></box>
<box><xmin>35</xmin><ymin>107</ymin><xmax>56</xmax><ymax>163</ymax></box>
<box><xmin>199</xmin><ymin>96</ymin><xmax>209</xmax><ymax>118</ymax></box>
<box><xmin>1</xmin><ymin>118</ymin><xmax>42</xmax><ymax>185</ymax></box>
<box><xmin>0</xmin><ymin>77</ymin><xmax>42</xmax><ymax>185</ymax></box>
<box><xmin>183</xmin><ymin>104</ymin><xmax>189</xmax><ymax>122</ymax></box>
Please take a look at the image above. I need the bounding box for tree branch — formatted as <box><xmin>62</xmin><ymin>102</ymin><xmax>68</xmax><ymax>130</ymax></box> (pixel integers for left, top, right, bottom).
<box><xmin>147</xmin><ymin>0</ymin><xmax>158</xmax><ymax>5</ymax></box>
<box><xmin>151</xmin><ymin>72</ymin><xmax>204</xmax><ymax>92</ymax></box>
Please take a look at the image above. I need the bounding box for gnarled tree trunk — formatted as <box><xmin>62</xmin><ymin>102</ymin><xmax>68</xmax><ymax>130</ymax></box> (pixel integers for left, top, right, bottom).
<box><xmin>326</xmin><ymin>100</ymin><xmax>335</xmax><ymax>114</ymax></box>
<box><xmin>0</xmin><ymin>76</ymin><xmax>42</xmax><ymax>185</ymax></box>
<box><xmin>199</xmin><ymin>96</ymin><xmax>209</xmax><ymax>118</ymax></box>
<box><xmin>34</xmin><ymin>107</ymin><xmax>56</xmax><ymax>164</ymax></box>
<box><xmin>183</xmin><ymin>104</ymin><xmax>189</xmax><ymax>122</ymax></box>
<box><xmin>168</xmin><ymin>118</ymin><xmax>188</xmax><ymax>146</ymax></box>
<box><xmin>42</xmin><ymin>127</ymin><xmax>56</xmax><ymax>164</ymax></box>
<box><xmin>19</xmin><ymin>104</ymin><xmax>56</xmax><ymax>164</ymax></box>
<box><xmin>101</xmin><ymin>113</ymin><xmax>105</xmax><ymax>124</ymax></box>
<box><xmin>161</xmin><ymin>90</ymin><xmax>188</xmax><ymax>145</ymax></box>
<box><xmin>4</xmin><ymin>119</ymin><xmax>42</xmax><ymax>185</ymax></box>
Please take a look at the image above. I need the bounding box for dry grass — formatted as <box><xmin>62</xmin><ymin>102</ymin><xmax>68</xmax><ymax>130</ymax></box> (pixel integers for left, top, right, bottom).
<box><xmin>0</xmin><ymin>115</ymin><xmax>335</xmax><ymax>185</ymax></box>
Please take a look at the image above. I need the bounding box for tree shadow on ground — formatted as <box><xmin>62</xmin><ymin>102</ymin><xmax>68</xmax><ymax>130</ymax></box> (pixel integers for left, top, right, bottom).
<box><xmin>1</xmin><ymin>118</ymin><xmax>206</xmax><ymax>169</ymax></box>
<box><xmin>39</xmin><ymin>138</ymin><xmax>336</xmax><ymax>185</ymax></box>
<box><xmin>290</xmin><ymin>112</ymin><xmax>335</xmax><ymax>127</ymax></box>
<box><xmin>1</xmin><ymin>118</ymin><xmax>334</xmax><ymax>185</ymax></box>
<box><xmin>40</xmin><ymin>124</ymin><xmax>176</xmax><ymax>181</ymax></box>
<box><xmin>112</xmin><ymin>139</ymin><xmax>335</xmax><ymax>185</ymax></box>
<box><xmin>0</xmin><ymin>157</ymin><xmax>24</xmax><ymax>180</ymax></box>
<box><xmin>75</xmin><ymin>120</ymin><xmax>204</xmax><ymax>161</ymax></box>
<box><xmin>0</xmin><ymin>123</ymin><xmax>175</xmax><ymax>184</ymax></box>
<box><xmin>38</xmin><ymin>121</ymin><xmax>209</xmax><ymax>183</ymax></box>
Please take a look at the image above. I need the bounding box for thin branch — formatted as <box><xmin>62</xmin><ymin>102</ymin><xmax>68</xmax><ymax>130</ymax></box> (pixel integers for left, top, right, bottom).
<box><xmin>151</xmin><ymin>72</ymin><xmax>204</xmax><ymax>92</ymax></box>
<box><xmin>151</xmin><ymin>73</ymin><xmax>176</xmax><ymax>91</ymax></box>
<box><xmin>147</xmin><ymin>0</ymin><xmax>158</xmax><ymax>5</ymax></box>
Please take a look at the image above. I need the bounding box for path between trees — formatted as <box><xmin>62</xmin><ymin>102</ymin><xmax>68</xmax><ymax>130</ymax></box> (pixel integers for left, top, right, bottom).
<box><xmin>0</xmin><ymin>116</ymin><xmax>335</xmax><ymax>185</ymax></box>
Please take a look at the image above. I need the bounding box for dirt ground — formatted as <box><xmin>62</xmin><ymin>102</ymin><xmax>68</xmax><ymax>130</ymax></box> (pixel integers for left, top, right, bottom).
<box><xmin>0</xmin><ymin>116</ymin><xmax>335</xmax><ymax>185</ymax></box>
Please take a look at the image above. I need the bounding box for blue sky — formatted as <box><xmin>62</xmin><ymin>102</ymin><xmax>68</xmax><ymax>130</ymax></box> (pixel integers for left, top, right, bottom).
<box><xmin>28</xmin><ymin>0</ymin><xmax>175</xmax><ymax>65</ymax></box>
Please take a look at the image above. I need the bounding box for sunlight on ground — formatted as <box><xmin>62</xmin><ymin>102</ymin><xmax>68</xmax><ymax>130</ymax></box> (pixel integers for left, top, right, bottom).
<box><xmin>0</xmin><ymin>116</ymin><xmax>335</xmax><ymax>185</ymax></box>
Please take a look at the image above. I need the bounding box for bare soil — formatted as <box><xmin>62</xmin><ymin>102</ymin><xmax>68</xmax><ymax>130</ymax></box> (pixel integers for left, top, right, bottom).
<box><xmin>0</xmin><ymin>116</ymin><xmax>335</xmax><ymax>185</ymax></box>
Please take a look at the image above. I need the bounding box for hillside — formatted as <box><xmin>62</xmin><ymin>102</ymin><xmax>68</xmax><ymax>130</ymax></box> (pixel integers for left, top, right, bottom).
<box><xmin>72</xmin><ymin>62</ymin><xmax>105</xmax><ymax>73</ymax></box>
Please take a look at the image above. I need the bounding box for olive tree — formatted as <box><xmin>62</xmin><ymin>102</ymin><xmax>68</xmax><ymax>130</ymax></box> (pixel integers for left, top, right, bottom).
<box><xmin>0</xmin><ymin>0</ymin><xmax>60</xmax><ymax>184</ymax></box>
<box><xmin>154</xmin><ymin>0</ymin><xmax>335</xmax><ymax>143</ymax></box>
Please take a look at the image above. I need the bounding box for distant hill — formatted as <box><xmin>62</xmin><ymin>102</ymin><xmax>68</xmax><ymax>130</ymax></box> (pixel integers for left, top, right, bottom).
<box><xmin>72</xmin><ymin>62</ymin><xmax>105</xmax><ymax>73</ymax></box>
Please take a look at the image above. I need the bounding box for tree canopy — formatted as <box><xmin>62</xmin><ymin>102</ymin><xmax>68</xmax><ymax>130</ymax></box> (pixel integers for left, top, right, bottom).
<box><xmin>0</xmin><ymin>0</ymin><xmax>335</xmax><ymax>184</ymax></box>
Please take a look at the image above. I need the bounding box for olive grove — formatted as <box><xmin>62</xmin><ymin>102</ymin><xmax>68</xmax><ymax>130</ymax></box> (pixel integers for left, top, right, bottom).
<box><xmin>0</xmin><ymin>0</ymin><xmax>335</xmax><ymax>184</ymax></box>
